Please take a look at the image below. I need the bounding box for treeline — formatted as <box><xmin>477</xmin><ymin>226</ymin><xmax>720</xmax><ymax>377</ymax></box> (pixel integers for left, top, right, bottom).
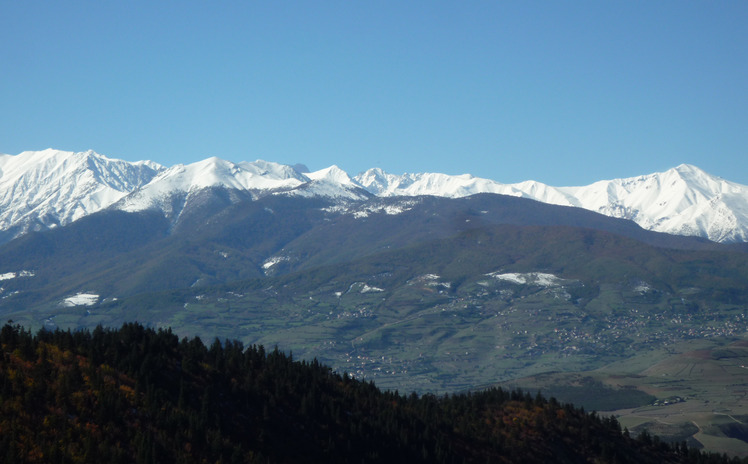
<box><xmin>0</xmin><ymin>322</ymin><xmax>744</xmax><ymax>464</ymax></box>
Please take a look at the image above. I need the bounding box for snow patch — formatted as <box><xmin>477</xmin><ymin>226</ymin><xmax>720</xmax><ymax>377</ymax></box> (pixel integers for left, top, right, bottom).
<box><xmin>408</xmin><ymin>274</ymin><xmax>451</xmax><ymax>289</ymax></box>
<box><xmin>62</xmin><ymin>293</ymin><xmax>99</xmax><ymax>307</ymax></box>
<box><xmin>633</xmin><ymin>282</ymin><xmax>653</xmax><ymax>293</ymax></box>
<box><xmin>486</xmin><ymin>272</ymin><xmax>572</xmax><ymax>287</ymax></box>
<box><xmin>262</xmin><ymin>256</ymin><xmax>290</xmax><ymax>270</ymax></box>
<box><xmin>0</xmin><ymin>270</ymin><xmax>35</xmax><ymax>281</ymax></box>
<box><xmin>360</xmin><ymin>284</ymin><xmax>384</xmax><ymax>293</ymax></box>
<box><xmin>324</xmin><ymin>199</ymin><xmax>420</xmax><ymax>218</ymax></box>
<box><xmin>347</xmin><ymin>282</ymin><xmax>385</xmax><ymax>294</ymax></box>
<box><xmin>353</xmin><ymin>203</ymin><xmax>414</xmax><ymax>218</ymax></box>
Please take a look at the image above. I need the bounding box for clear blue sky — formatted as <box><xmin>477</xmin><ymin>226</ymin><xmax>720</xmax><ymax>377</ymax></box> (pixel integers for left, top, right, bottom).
<box><xmin>1</xmin><ymin>1</ymin><xmax>746</xmax><ymax>186</ymax></box>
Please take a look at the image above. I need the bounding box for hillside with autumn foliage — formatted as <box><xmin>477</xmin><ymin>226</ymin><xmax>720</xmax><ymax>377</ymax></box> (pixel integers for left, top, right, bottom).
<box><xmin>0</xmin><ymin>323</ymin><xmax>744</xmax><ymax>463</ymax></box>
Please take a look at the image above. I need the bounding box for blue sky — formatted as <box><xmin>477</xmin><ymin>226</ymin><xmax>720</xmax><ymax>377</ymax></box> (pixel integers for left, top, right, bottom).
<box><xmin>1</xmin><ymin>1</ymin><xmax>746</xmax><ymax>186</ymax></box>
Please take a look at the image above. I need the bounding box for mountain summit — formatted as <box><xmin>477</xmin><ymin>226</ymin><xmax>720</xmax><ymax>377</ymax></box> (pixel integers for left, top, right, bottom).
<box><xmin>0</xmin><ymin>149</ymin><xmax>163</xmax><ymax>243</ymax></box>
<box><xmin>1</xmin><ymin>149</ymin><xmax>747</xmax><ymax>243</ymax></box>
<box><xmin>554</xmin><ymin>164</ymin><xmax>748</xmax><ymax>243</ymax></box>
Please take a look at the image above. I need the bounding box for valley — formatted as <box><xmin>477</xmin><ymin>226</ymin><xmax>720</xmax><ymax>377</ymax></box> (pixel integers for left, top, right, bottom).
<box><xmin>503</xmin><ymin>339</ymin><xmax>748</xmax><ymax>456</ymax></box>
<box><xmin>17</xmin><ymin>268</ymin><xmax>744</xmax><ymax>393</ymax></box>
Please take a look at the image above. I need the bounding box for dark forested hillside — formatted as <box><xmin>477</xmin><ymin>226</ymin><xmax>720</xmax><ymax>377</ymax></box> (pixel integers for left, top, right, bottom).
<box><xmin>0</xmin><ymin>323</ymin><xmax>743</xmax><ymax>464</ymax></box>
<box><xmin>0</xmin><ymin>192</ymin><xmax>732</xmax><ymax>312</ymax></box>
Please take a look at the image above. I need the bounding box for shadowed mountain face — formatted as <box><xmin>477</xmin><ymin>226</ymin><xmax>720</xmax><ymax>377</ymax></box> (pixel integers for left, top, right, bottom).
<box><xmin>1</xmin><ymin>191</ymin><xmax>746</xmax><ymax>372</ymax></box>
<box><xmin>0</xmin><ymin>190</ymin><xmax>733</xmax><ymax>310</ymax></box>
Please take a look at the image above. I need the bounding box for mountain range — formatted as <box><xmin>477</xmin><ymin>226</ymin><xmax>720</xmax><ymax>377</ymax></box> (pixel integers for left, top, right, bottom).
<box><xmin>2</xmin><ymin>148</ymin><xmax>748</xmax><ymax>244</ymax></box>
<box><xmin>3</xmin><ymin>148</ymin><xmax>748</xmax><ymax>453</ymax></box>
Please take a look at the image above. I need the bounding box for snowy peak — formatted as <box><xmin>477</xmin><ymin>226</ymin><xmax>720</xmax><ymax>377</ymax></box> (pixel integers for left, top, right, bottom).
<box><xmin>553</xmin><ymin>165</ymin><xmax>748</xmax><ymax>242</ymax></box>
<box><xmin>671</xmin><ymin>163</ymin><xmax>714</xmax><ymax>181</ymax></box>
<box><xmin>116</xmin><ymin>157</ymin><xmax>368</xmax><ymax>214</ymax></box>
<box><xmin>237</xmin><ymin>159</ymin><xmax>310</xmax><ymax>184</ymax></box>
<box><xmin>672</xmin><ymin>163</ymin><xmax>700</xmax><ymax>175</ymax></box>
<box><xmin>307</xmin><ymin>165</ymin><xmax>353</xmax><ymax>185</ymax></box>
<box><xmin>285</xmin><ymin>165</ymin><xmax>371</xmax><ymax>200</ymax></box>
<box><xmin>354</xmin><ymin>168</ymin><xmax>405</xmax><ymax>196</ymax></box>
<box><xmin>152</xmin><ymin>157</ymin><xmax>305</xmax><ymax>192</ymax></box>
<box><xmin>117</xmin><ymin>158</ymin><xmax>307</xmax><ymax>213</ymax></box>
<box><xmin>0</xmin><ymin>149</ymin><xmax>163</xmax><ymax>238</ymax></box>
<box><xmin>666</xmin><ymin>164</ymin><xmax>742</xmax><ymax>200</ymax></box>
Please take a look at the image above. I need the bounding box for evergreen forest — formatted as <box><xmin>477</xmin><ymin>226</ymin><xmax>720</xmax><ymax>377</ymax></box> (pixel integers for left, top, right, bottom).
<box><xmin>0</xmin><ymin>322</ymin><xmax>745</xmax><ymax>464</ymax></box>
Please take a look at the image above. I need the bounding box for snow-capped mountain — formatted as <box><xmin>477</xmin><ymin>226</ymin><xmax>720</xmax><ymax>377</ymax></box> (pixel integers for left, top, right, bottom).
<box><xmin>116</xmin><ymin>157</ymin><xmax>307</xmax><ymax>216</ymax></box>
<box><xmin>556</xmin><ymin>164</ymin><xmax>748</xmax><ymax>243</ymax></box>
<box><xmin>1</xmin><ymin>149</ymin><xmax>747</xmax><ymax>243</ymax></box>
<box><xmin>354</xmin><ymin>164</ymin><xmax>748</xmax><ymax>243</ymax></box>
<box><xmin>0</xmin><ymin>149</ymin><xmax>163</xmax><ymax>240</ymax></box>
<box><xmin>353</xmin><ymin>169</ymin><xmax>574</xmax><ymax>204</ymax></box>
<box><xmin>288</xmin><ymin>165</ymin><xmax>370</xmax><ymax>200</ymax></box>
<box><xmin>116</xmin><ymin>159</ymin><xmax>369</xmax><ymax>218</ymax></box>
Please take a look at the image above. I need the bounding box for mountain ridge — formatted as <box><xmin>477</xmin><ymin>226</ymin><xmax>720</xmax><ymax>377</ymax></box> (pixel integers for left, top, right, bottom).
<box><xmin>2</xmin><ymin>148</ymin><xmax>747</xmax><ymax>243</ymax></box>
